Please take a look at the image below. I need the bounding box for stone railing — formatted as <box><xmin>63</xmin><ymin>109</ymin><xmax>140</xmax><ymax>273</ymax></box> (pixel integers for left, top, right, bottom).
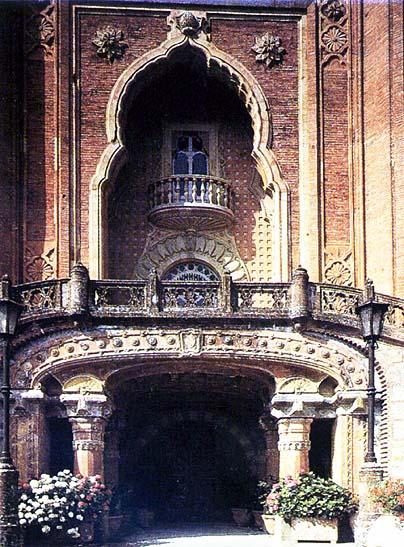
<box><xmin>10</xmin><ymin>268</ymin><xmax>404</xmax><ymax>341</ymax></box>
<box><xmin>148</xmin><ymin>175</ymin><xmax>235</xmax><ymax>230</ymax></box>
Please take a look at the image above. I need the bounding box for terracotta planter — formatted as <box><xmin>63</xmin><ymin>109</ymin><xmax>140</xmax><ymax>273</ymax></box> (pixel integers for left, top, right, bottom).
<box><xmin>108</xmin><ymin>514</ymin><xmax>124</xmax><ymax>535</ymax></box>
<box><xmin>292</xmin><ymin>517</ymin><xmax>338</xmax><ymax>543</ymax></box>
<box><xmin>366</xmin><ymin>514</ymin><xmax>404</xmax><ymax>547</ymax></box>
<box><xmin>262</xmin><ymin>513</ymin><xmax>275</xmax><ymax>535</ymax></box>
<box><xmin>231</xmin><ymin>507</ymin><xmax>252</xmax><ymax>527</ymax></box>
<box><xmin>78</xmin><ymin>520</ymin><xmax>95</xmax><ymax>544</ymax></box>
<box><xmin>252</xmin><ymin>510</ymin><xmax>265</xmax><ymax>530</ymax></box>
<box><xmin>136</xmin><ymin>508</ymin><xmax>155</xmax><ymax>528</ymax></box>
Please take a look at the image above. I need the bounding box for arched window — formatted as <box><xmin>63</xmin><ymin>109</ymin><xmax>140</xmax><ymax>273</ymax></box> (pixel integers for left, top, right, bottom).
<box><xmin>173</xmin><ymin>134</ymin><xmax>208</xmax><ymax>175</ymax></box>
<box><xmin>163</xmin><ymin>261</ymin><xmax>219</xmax><ymax>281</ymax></box>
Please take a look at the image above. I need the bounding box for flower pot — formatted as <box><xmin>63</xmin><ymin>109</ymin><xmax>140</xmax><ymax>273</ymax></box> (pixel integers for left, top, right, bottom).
<box><xmin>252</xmin><ymin>510</ymin><xmax>265</xmax><ymax>530</ymax></box>
<box><xmin>262</xmin><ymin>514</ymin><xmax>275</xmax><ymax>534</ymax></box>
<box><xmin>108</xmin><ymin>514</ymin><xmax>124</xmax><ymax>535</ymax></box>
<box><xmin>78</xmin><ymin>520</ymin><xmax>95</xmax><ymax>544</ymax></box>
<box><xmin>291</xmin><ymin>517</ymin><xmax>338</xmax><ymax>544</ymax></box>
<box><xmin>231</xmin><ymin>507</ymin><xmax>252</xmax><ymax>527</ymax></box>
<box><xmin>366</xmin><ymin>514</ymin><xmax>404</xmax><ymax>547</ymax></box>
<box><xmin>136</xmin><ymin>508</ymin><xmax>155</xmax><ymax>528</ymax></box>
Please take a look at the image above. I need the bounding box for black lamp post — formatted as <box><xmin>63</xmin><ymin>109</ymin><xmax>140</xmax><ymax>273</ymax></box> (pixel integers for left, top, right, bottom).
<box><xmin>0</xmin><ymin>275</ymin><xmax>23</xmax><ymax>546</ymax></box>
<box><xmin>356</xmin><ymin>279</ymin><xmax>388</xmax><ymax>464</ymax></box>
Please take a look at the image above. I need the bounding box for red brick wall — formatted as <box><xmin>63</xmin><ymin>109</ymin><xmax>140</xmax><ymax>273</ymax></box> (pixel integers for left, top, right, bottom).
<box><xmin>322</xmin><ymin>60</ymin><xmax>350</xmax><ymax>244</ymax></box>
<box><xmin>213</xmin><ymin>18</ymin><xmax>300</xmax><ymax>269</ymax></box>
<box><xmin>79</xmin><ymin>13</ymin><xmax>167</xmax><ymax>267</ymax></box>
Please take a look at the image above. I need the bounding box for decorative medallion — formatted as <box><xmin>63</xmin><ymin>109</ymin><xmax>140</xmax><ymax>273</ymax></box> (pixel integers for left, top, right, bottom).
<box><xmin>324</xmin><ymin>247</ymin><xmax>353</xmax><ymax>286</ymax></box>
<box><xmin>321</xmin><ymin>0</ymin><xmax>347</xmax><ymax>22</ymax></box>
<box><xmin>24</xmin><ymin>248</ymin><xmax>55</xmax><ymax>282</ymax></box>
<box><xmin>92</xmin><ymin>26</ymin><xmax>128</xmax><ymax>63</ymax></box>
<box><xmin>322</xmin><ymin>26</ymin><xmax>348</xmax><ymax>54</ymax></box>
<box><xmin>251</xmin><ymin>33</ymin><xmax>286</xmax><ymax>68</ymax></box>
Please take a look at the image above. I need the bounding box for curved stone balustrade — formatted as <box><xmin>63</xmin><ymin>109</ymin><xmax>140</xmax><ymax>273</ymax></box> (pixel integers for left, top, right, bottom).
<box><xmin>148</xmin><ymin>175</ymin><xmax>235</xmax><ymax>230</ymax></box>
<box><xmin>10</xmin><ymin>275</ymin><xmax>404</xmax><ymax>342</ymax></box>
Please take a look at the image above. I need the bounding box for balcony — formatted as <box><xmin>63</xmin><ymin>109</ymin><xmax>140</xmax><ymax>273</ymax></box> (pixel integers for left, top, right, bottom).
<box><xmin>11</xmin><ymin>274</ymin><xmax>404</xmax><ymax>342</ymax></box>
<box><xmin>148</xmin><ymin>175</ymin><xmax>235</xmax><ymax>230</ymax></box>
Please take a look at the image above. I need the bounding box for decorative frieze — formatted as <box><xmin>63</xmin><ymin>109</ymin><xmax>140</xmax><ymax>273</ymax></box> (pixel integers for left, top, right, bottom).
<box><xmin>12</xmin><ymin>327</ymin><xmax>367</xmax><ymax>391</ymax></box>
<box><xmin>251</xmin><ymin>33</ymin><xmax>286</xmax><ymax>68</ymax></box>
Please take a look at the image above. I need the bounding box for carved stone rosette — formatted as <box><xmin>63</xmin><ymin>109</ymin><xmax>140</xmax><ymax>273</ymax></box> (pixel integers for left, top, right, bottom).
<box><xmin>92</xmin><ymin>26</ymin><xmax>128</xmax><ymax>64</ymax></box>
<box><xmin>319</xmin><ymin>0</ymin><xmax>349</xmax><ymax>64</ymax></box>
<box><xmin>251</xmin><ymin>33</ymin><xmax>286</xmax><ymax>68</ymax></box>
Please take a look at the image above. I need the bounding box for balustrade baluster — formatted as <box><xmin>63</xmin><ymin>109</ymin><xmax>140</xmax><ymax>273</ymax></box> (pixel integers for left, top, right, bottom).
<box><xmin>153</xmin><ymin>183</ymin><xmax>158</xmax><ymax>206</ymax></box>
<box><xmin>184</xmin><ymin>177</ymin><xmax>190</xmax><ymax>202</ymax></box>
<box><xmin>175</xmin><ymin>177</ymin><xmax>181</xmax><ymax>203</ymax></box>
<box><xmin>201</xmin><ymin>178</ymin><xmax>207</xmax><ymax>203</ymax></box>
<box><xmin>215</xmin><ymin>182</ymin><xmax>221</xmax><ymax>205</ymax></box>
<box><xmin>167</xmin><ymin>178</ymin><xmax>173</xmax><ymax>204</ymax></box>
<box><xmin>223</xmin><ymin>183</ymin><xmax>228</xmax><ymax>207</ymax></box>
<box><xmin>208</xmin><ymin>179</ymin><xmax>214</xmax><ymax>204</ymax></box>
<box><xmin>191</xmin><ymin>177</ymin><xmax>197</xmax><ymax>202</ymax></box>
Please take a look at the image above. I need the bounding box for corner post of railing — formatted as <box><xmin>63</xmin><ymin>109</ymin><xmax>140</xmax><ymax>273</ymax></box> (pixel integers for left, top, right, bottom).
<box><xmin>290</xmin><ymin>265</ymin><xmax>309</xmax><ymax>330</ymax></box>
<box><xmin>147</xmin><ymin>269</ymin><xmax>160</xmax><ymax>313</ymax></box>
<box><xmin>220</xmin><ymin>273</ymin><xmax>232</xmax><ymax>313</ymax></box>
<box><xmin>69</xmin><ymin>262</ymin><xmax>90</xmax><ymax>315</ymax></box>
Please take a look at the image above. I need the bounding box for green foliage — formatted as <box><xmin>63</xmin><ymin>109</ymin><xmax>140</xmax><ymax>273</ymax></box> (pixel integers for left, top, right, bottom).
<box><xmin>371</xmin><ymin>479</ymin><xmax>404</xmax><ymax>517</ymax></box>
<box><xmin>264</xmin><ymin>472</ymin><xmax>357</xmax><ymax>523</ymax></box>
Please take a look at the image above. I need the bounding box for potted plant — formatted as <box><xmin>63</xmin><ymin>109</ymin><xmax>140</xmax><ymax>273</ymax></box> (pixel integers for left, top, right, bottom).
<box><xmin>19</xmin><ymin>470</ymin><xmax>112</xmax><ymax>545</ymax></box>
<box><xmin>253</xmin><ymin>478</ymin><xmax>276</xmax><ymax>532</ymax></box>
<box><xmin>367</xmin><ymin>479</ymin><xmax>404</xmax><ymax>545</ymax></box>
<box><xmin>263</xmin><ymin>472</ymin><xmax>357</xmax><ymax>544</ymax></box>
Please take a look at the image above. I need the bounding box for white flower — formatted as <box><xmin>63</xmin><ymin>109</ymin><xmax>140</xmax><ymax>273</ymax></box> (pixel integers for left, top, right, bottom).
<box><xmin>41</xmin><ymin>525</ymin><xmax>51</xmax><ymax>534</ymax></box>
<box><xmin>56</xmin><ymin>525</ymin><xmax>63</xmax><ymax>529</ymax></box>
<box><xmin>76</xmin><ymin>515</ymin><xmax>83</xmax><ymax>521</ymax></box>
<box><xmin>60</xmin><ymin>516</ymin><xmax>66</xmax><ymax>522</ymax></box>
<box><xmin>68</xmin><ymin>512</ymin><xmax>74</xmax><ymax>518</ymax></box>
<box><xmin>20</xmin><ymin>519</ymin><xmax>26</xmax><ymax>525</ymax></box>
<box><xmin>29</xmin><ymin>480</ymin><xmax>39</xmax><ymax>489</ymax></box>
<box><xmin>21</xmin><ymin>494</ymin><xmax>28</xmax><ymax>501</ymax></box>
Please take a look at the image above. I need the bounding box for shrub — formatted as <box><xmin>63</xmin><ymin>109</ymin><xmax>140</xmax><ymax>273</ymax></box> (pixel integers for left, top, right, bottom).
<box><xmin>263</xmin><ymin>472</ymin><xmax>357</xmax><ymax>523</ymax></box>
<box><xmin>371</xmin><ymin>479</ymin><xmax>404</xmax><ymax>519</ymax></box>
<box><xmin>18</xmin><ymin>470</ymin><xmax>112</xmax><ymax>540</ymax></box>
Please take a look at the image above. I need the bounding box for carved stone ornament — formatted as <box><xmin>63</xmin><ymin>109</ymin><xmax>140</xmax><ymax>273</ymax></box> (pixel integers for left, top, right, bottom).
<box><xmin>322</xmin><ymin>26</ymin><xmax>348</xmax><ymax>54</ymax></box>
<box><xmin>25</xmin><ymin>1</ymin><xmax>55</xmax><ymax>57</ymax></box>
<box><xmin>92</xmin><ymin>26</ymin><xmax>128</xmax><ymax>63</ymax></box>
<box><xmin>324</xmin><ymin>247</ymin><xmax>353</xmax><ymax>286</ymax></box>
<box><xmin>252</xmin><ymin>33</ymin><xmax>286</xmax><ymax>68</ymax></box>
<box><xmin>321</xmin><ymin>0</ymin><xmax>347</xmax><ymax>22</ymax></box>
<box><xmin>172</xmin><ymin>11</ymin><xmax>210</xmax><ymax>40</ymax></box>
<box><xmin>24</xmin><ymin>247</ymin><xmax>55</xmax><ymax>282</ymax></box>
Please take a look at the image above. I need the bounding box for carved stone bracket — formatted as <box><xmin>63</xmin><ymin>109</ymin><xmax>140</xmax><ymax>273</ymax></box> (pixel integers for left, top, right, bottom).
<box><xmin>167</xmin><ymin>10</ymin><xmax>211</xmax><ymax>42</ymax></box>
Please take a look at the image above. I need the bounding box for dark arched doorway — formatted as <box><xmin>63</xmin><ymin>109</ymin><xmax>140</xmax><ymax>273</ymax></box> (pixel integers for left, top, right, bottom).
<box><xmin>111</xmin><ymin>370</ymin><xmax>271</xmax><ymax>524</ymax></box>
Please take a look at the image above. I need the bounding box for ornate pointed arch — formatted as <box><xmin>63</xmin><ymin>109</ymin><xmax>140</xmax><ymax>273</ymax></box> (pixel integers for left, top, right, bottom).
<box><xmin>89</xmin><ymin>33</ymin><xmax>290</xmax><ymax>280</ymax></box>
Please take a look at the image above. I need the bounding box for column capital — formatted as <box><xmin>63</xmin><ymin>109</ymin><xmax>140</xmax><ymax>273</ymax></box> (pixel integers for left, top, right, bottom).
<box><xmin>61</xmin><ymin>392</ymin><xmax>113</xmax><ymax>421</ymax></box>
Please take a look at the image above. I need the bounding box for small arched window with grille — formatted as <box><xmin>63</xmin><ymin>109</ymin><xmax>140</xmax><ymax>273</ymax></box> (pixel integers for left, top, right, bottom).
<box><xmin>163</xmin><ymin>261</ymin><xmax>219</xmax><ymax>281</ymax></box>
<box><xmin>172</xmin><ymin>133</ymin><xmax>208</xmax><ymax>175</ymax></box>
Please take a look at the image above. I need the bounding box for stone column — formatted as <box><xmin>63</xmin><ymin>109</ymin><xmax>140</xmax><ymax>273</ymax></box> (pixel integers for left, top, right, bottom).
<box><xmin>61</xmin><ymin>392</ymin><xmax>112</xmax><ymax>479</ymax></box>
<box><xmin>70</xmin><ymin>417</ymin><xmax>106</xmax><ymax>478</ymax></box>
<box><xmin>277</xmin><ymin>417</ymin><xmax>313</xmax><ymax>478</ymax></box>
<box><xmin>10</xmin><ymin>390</ymin><xmax>48</xmax><ymax>483</ymax></box>
<box><xmin>259</xmin><ymin>413</ymin><xmax>280</xmax><ymax>480</ymax></box>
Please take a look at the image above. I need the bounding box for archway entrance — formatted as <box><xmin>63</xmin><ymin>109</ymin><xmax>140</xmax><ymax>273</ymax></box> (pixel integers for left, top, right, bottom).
<box><xmin>133</xmin><ymin>420</ymin><xmax>254</xmax><ymax>522</ymax></box>
<box><xmin>109</xmin><ymin>370</ymin><xmax>271</xmax><ymax>524</ymax></box>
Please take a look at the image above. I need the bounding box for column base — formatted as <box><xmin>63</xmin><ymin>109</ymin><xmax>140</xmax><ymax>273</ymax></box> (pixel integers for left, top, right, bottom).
<box><xmin>0</xmin><ymin>462</ymin><xmax>22</xmax><ymax>547</ymax></box>
<box><xmin>352</xmin><ymin>462</ymin><xmax>384</xmax><ymax>547</ymax></box>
